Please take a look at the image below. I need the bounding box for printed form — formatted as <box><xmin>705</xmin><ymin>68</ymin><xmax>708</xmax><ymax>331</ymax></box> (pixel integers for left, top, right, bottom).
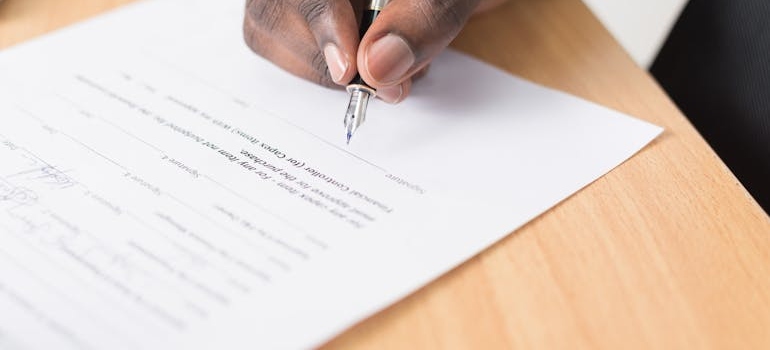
<box><xmin>0</xmin><ymin>0</ymin><xmax>661</xmax><ymax>348</ymax></box>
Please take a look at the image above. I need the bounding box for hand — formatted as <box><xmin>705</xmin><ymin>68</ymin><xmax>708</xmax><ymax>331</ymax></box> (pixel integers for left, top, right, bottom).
<box><xmin>243</xmin><ymin>0</ymin><xmax>507</xmax><ymax>103</ymax></box>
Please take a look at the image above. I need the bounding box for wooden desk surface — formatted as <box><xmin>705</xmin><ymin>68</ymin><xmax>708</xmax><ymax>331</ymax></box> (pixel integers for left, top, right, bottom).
<box><xmin>2</xmin><ymin>0</ymin><xmax>769</xmax><ymax>348</ymax></box>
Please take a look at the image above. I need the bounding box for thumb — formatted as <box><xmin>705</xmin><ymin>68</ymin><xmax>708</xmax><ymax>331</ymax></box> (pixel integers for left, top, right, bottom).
<box><xmin>357</xmin><ymin>0</ymin><xmax>480</xmax><ymax>88</ymax></box>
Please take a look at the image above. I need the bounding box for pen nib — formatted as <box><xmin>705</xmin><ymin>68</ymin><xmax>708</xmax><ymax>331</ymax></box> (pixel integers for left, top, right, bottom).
<box><xmin>343</xmin><ymin>86</ymin><xmax>372</xmax><ymax>145</ymax></box>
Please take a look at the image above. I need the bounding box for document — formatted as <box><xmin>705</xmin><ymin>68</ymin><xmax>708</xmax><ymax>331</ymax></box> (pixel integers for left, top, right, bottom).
<box><xmin>0</xmin><ymin>0</ymin><xmax>661</xmax><ymax>348</ymax></box>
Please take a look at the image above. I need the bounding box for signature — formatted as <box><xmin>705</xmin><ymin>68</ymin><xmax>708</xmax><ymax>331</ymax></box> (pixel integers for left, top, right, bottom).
<box><xmin>0</xmin><ymin>179</ymin><xmax>38</xmax><ymax>206</ymax></box>
<box><xmin>6</xmin><ymin>164</ymin><xmax>77</xmax><ymax>190</ymax></box>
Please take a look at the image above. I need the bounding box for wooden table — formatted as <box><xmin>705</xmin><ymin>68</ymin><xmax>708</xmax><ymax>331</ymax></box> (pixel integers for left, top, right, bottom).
<box><xmin>2</xmin><ymin>0</ymin><xmax>769</xmax><ymax>348</ymax></box>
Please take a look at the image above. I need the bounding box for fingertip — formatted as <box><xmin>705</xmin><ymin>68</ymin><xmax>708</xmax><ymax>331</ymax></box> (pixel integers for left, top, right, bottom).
<box><xmin>377</xmin><ymin>79</ymin><xmax>411</xmax><ymax>104</ymax></box>
<box><xmin>360</xmin><ymin>33</ymin><xmax>415</xmax><ymax>86</ymax></box>
<box><xmin>323</xmin><ymin>43</ymin><xmax>352</xmax><ymax>85</ymax></box>
<box><xmin>412</xmin><ymin>64</ymin><xmax>430</xmax><ymax>81</ymax></box>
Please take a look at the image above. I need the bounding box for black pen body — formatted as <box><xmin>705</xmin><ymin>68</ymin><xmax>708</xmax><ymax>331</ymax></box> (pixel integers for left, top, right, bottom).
<box><xmin>349</xmin><ymin>8</ymin><xmax>382</xmax><ymax>87</ymax></box>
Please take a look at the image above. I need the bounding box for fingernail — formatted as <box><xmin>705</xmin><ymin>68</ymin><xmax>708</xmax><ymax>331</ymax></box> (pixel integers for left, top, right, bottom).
<box><xmin>377</xmin><ymin>84</ymin><xmax>404</xmax><ymax>104</ymax></box>
<box><xmin>365</xmin><ymin>34</ymin><xmax>415</xmax><ymax>85</ymax></box>
<box><xmin>323</xmin><ymin>43</ymin><xmax>348</xmax><ymax>84</ymax></box>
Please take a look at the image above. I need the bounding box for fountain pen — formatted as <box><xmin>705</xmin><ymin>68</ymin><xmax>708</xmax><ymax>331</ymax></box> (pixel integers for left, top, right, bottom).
<box><xmin>344</xmin><ymin>0</ymin><xmax>390</xmax><ymax>144</ymax></box>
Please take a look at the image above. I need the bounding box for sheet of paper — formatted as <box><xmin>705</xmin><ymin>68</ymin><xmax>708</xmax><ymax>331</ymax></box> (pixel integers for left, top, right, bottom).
<box><xmin>0</xmin><ymin>0</ymin><xmax>661</xmax><ymax>348</ymax></box>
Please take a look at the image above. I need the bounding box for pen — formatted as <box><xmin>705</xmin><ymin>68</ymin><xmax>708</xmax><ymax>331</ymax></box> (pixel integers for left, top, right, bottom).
<box><xmin>344</xmin><ymin>0</ymin><xmax>390</xmax><ymax>144</ymax></box>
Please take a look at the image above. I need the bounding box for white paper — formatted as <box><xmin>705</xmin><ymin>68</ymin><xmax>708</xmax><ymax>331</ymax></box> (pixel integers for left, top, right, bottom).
<box><xmin>0</xmin><ymin>0</ymin><xmax>662</xmax><ymax>348</ymax></box>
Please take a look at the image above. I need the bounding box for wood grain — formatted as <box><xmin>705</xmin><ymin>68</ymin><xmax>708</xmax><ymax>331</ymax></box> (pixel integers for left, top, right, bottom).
<box><xmin>2</xmin><ymin>0</ymin><xmax>769</xmax><ymax>349</ymax></box>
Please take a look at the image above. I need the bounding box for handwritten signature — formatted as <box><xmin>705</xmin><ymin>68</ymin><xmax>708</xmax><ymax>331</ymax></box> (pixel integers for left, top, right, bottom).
<box><xmin>6</xmin><ymin>164</ymin><xmax>77</xmax><ymax>190</ymax></box>
<box><xmin>0</xmin><ymin>179</ymin><xmax>38</xmax><ymax>206</ymax></box>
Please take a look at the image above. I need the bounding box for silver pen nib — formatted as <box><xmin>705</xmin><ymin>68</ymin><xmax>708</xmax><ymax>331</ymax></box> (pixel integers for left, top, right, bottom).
<box><xmin>344</xmin><ymin>85</ymin><xmax>374</xmax><ymax>144</ymax></box>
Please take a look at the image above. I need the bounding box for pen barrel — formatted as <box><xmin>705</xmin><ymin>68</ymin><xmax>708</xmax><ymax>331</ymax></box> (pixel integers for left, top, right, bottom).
<box><xmin>349</xmin><ymin>8</ymin><xmax>382</xmax><ymax>87</ymax></box>
<box><xmin>358</xmin><ymin>8</ymin><xmax>381</xmax><ymax>38</ymax></box>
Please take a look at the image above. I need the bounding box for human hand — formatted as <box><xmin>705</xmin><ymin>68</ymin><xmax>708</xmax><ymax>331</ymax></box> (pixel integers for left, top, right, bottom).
<box><xmin>243</xmin><ymin>0</ymin><xmax>507</xmax><ymax>103</ymax></box>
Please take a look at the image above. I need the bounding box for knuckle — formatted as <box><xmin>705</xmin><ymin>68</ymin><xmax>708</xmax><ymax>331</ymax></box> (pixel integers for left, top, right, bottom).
<box><xmin>417</xmin><ymin>1</ymin><xmax>472</xmax><ymax>33</ymax></box>
<box><xmin>247</xmin><ymin>0</ymin><xmax>284</xmax><ymax>31</ymax></box>
<box><xmin>242</xmin><ymin>15</ymin><xmax>265</xmax><ymax>55</ymax></box>
<box><xmin>309</xmin><ymin>49</ymin><xmax>336</xmax><ymax>87</ymax></box>
<box><xmin>442</xmin><ymin>5</ymin><xmax>467</xmax><ymax>30</ymax></box>
<box><xmin>313</xmin><ymin>73</ymin><xmax>337</xmax><ymax>88</ymax></box>
<box><xmin>297</xmin><ymin>0</ymin><xmax>330</xmax><ymax>27</ymax></box>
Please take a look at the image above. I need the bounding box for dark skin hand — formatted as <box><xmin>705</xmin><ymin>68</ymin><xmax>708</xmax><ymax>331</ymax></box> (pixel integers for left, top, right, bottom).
<box><xmin>243</xmin><ymin>0</ymin><xmax>507</xmax><ymax>103</ymax></box>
